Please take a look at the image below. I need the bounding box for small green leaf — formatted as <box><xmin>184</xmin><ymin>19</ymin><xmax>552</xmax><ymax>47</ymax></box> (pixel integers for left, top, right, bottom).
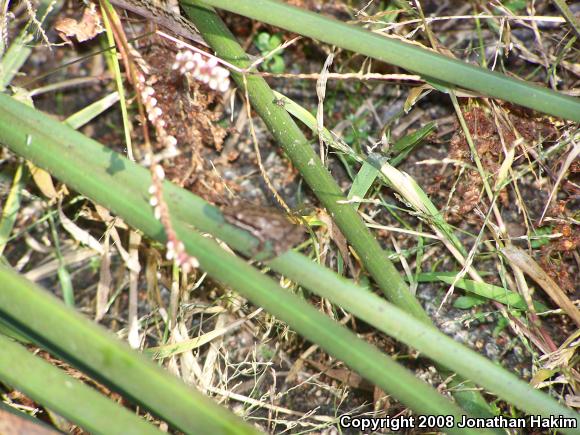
<box><xmin>268</xmin><ymin>33</ymin><xmax>283</xmax><ymax>48</ymax></box>
<box><xmin>493</xmin><ymin>316</ymin><xmax>510</xmax><ymax>336</ymax></box>
<box><xmin>453</xmin><ymin>295</ymin><xmax>487</xmax><ymax>309</ymax></box>
<box><xmin>530</xmin><ymin>226</ymin><xmax>553</xmax><ymax>249</ymax></box>
<box><xmin>255</xmin><ymin>32</ymin><xmax>272</xmax><ymax>51</ymax></box>
<box><xmin>415</xmin><ymin>272</ymin><xmax>549</xmax><ymax>312</ymax></box>
<box><xmin>267</xmin><ymin>55</ymin><xmax>285</xmax><ymax>73</ymax></box>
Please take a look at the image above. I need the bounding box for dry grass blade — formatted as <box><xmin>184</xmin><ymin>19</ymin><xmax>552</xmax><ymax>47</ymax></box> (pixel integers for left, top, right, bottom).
<box><xmin>502</xmin><ymin>246</ymin><xmax>580</xmax><ymax>327</ymax></box>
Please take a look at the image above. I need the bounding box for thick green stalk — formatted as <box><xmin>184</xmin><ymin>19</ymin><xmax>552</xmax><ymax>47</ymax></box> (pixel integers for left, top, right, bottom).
<box><xmin>182</xmin><ymin>2</ymin><xmax>428</xmax><ymax>323</ymax></box>
<box><xmin>0</xmin><ymin>332</ymin><xmax>164</xmax><ymax>435</ymax></box>
<box><xmin>0</xmin><ymin>274</ymin><xmax>257</xmax><ymax>433</ymax></box>
<box><xmin>0</xmin><ymin>95</ymin><xmax>484</xmax><ymax>434</ymax></box>
<box><xmin>1</xmin><ymin>94</ymin><xmax>577</xmax><ymax>430</ymax></box>
<box><xmin>183</xmin><ymin>3</ymin><xmax>496</xmax><ymax>419</ymax></box>
<box><xmin>269</xmin><ymin>253</ymin><xmax>580</xmax><ymax>430</ymax></box>
<box><xmin>191</xmin><ymin>0</ymin><xmax>580</xmax><ymax>122</ymax></box>
<box><xmin>0</xmin><ymin>255</ymin><xmax>480</xmax><ymax>435</ymax></box>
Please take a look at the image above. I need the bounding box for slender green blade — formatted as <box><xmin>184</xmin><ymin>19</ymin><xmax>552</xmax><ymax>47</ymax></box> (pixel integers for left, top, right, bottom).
<box><xmin>0</xmin><ymin>163</ymin><xmax>26</xmax><ymax>256</ymax></box>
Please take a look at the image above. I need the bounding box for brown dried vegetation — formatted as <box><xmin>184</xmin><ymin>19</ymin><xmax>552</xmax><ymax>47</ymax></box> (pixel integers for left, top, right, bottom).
<box><xmin>143</xmin><ymin>43</ymin><xmax>228</xmax><ymax>202</ymax></box>
<box><xmin>445</xmin><ymin>105</ymin><xmax>558</xmax><ymax>222</ymax></box>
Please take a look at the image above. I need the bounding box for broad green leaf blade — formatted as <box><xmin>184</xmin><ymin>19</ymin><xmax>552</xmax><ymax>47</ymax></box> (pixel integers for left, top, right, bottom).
<box><xmin>389</xmin><ymin>121</ymin><xmax>436</xmax><ymax>166</ymax></box>
<box><xmin>64</xmin><ymin>92</ymin><xmax>120</xmax><ymax>129</ymax></box>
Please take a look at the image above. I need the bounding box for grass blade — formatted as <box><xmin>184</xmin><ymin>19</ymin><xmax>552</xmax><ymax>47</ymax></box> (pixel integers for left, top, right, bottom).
<box><xmin>1</xmin><ymin>94</ymin><xmax>577</xmax><ymax>430</ymax></box>
<box><xmin>0</xmin><ymin>263</ymin><xmax>260</xmax><ymax>435</ymax></box>
<box><xmin>190</xmin><ymin>0</ymin><xmax>580</xmax><ymax>121</ymax></box>
<box><xmin>0</xmin><ymin>94</ymin><xmax>487</xmax><ymax>434</ymax></box>
<box><xmin>0</xmin><ymin>331</ymin><xmax>164</xmax><ymax>435</ymax></box>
